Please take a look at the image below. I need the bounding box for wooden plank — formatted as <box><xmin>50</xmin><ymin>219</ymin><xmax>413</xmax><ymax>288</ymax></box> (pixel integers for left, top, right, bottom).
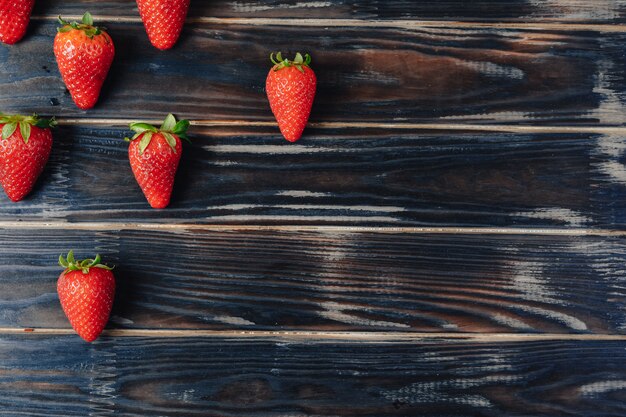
<box><xmin>1</xmin><ymin>228</ymin><xmax>625</xmax><ymax>333</ymax></box>
<box><xmin>1</xmin><ymin>336</ymin><xmax>626</xmax><ymax>416</ymax></box>
<box><xmin>0</xmin><ymin>126</ymin><xmax>623</xmax><ymax>228</ymax></box>
<box><xmin>3</xmin><ymin>21</ymin><xmax>626</xmax><ymax>125</ymax></box>
<box><xmin>36</xmin><ymin>0</ymin><xmax>626</xmax><ymax>24</ymax></box>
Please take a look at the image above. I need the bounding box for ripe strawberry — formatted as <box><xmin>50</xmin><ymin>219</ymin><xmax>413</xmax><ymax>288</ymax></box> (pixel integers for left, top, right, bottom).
<box><xmin>125</xmin><ymin>114</ymin><xmax>189</xmax><ymax>209</ymax></box>
<box><xmin>57</xmin><ymin>250</ymin><xmax>115</xmax><ymax>342</ymax></box>
<box><xmin>0</xmin><ymin>0</ymin><xmax>35</xmax><ymax>44</ymax></box>
<box><xmin>0</xmin><ymin>114</ymin><xmax>56</xmax><ymax>202</ymax></box>
<box><xmin>266</xmin><ymin>52</ymin><xmax>317</xmax><ymax>142</ymax></box>
<box><xmin>136</xmin><ymin>0</ymin><xmax>190</xmax><ymax>50</ymax></box>
<box><xmin>54</xmin><ymin>12</ymin><xmax>115</xmax><ymax>110</ymax></box>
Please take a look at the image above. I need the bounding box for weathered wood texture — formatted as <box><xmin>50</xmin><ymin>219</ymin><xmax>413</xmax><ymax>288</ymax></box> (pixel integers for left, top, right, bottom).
<box><xmin>1</xmin><ymin>228</ymin><xmax>625</xmax><ymax>333</ymax></box>
<box><xmin>3</xmin><ymin>21</ymin><xmax>626</xmax><ymax>125</ymax></box>
<box><xmin>1</xmin><ymin>336</ymin><xmax>626</xmax><ymax>416</ymax></box>
<box><xmin>2</xmin><ymin>126</ymin><xmax>626</xmax><ymax>228</ymax></box>
<box><xmin>36</xmin><ymin>0</ymin><xmax>626</xmax><ymax>23</ymax></box>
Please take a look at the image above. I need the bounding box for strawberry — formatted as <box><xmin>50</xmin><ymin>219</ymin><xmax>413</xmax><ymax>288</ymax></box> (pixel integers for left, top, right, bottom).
<box><xmin>0</xmin><ymin>114</ymin><xmax>56</xmax><ymax>202</ymax></box>
<box><xmin>0</xmin><ymin>0</ymin><xmax>35</xmax><ymax>44</ymax></box>
<box><xmin>136</xmin><ymin>0</ymin><xmax>190</xmax><ymax>50</ymax></box>
<box><xmin>266</xmin><ymin>52</ymin><xmax>317</xmax><ymax>142</ymax></box>
<box><xmin>57</xmin><ymin>250</ymin><xmax>115</xmax><ymax>342</ymax></box>
<box><xmin>125</xmin><ymin>114</ymin><xmax>189</xmax><ymax>209</ymax></box>
<box><xmin>54</xmin><ymin>12</ymin><xmax>115</xmax><ymax>110</ymax></box>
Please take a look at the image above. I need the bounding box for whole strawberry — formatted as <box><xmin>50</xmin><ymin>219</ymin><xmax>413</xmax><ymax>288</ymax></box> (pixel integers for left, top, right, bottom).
<box><xmin>58</xmin><ymin>250</ymin><xmax>115</xmax><ymax>342</ymax></box>
<box><xmin>0</xmin><ymin>0</ymin><xmax>35</xmax><ymax>44</ymax></box>
<box><xmin>266</xmin><ymin>52</ymin><xmax>317</xmax><ymax>142</ymax></box>
<box><xmin>0</xmin><ymin>114</ymin><xmax>56</xmax><ymax>202</ymax></box>
<box><xmin>125</xmin><ymin>114</ymin><xmax>189</xmax><ymax>209</ymax></box>
<box><xmin>54</xmin><ymin>12</ymin><xmax>115</xmax><ymax>110</ymax></box>
<box><xmin>136</xmin><ymin>0</ymin><xmax>189</xmax><ymax>50</ymax></box>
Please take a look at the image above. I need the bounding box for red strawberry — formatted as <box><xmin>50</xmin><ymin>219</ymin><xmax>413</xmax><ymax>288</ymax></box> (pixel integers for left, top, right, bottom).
<box><xmin>0</xmin><ymin>0</ymin><xmax>35</xmax><ymax>44</ymax></box>
<box><xmin>266</xmin><ymin>52</ymin><xmax>317</xmax><ymax>142</ymax></box>
<box><xmin>125</xmin><ymin>114</ymin><xmax>189</xmax><ymax>209</ymax></box>
<box><xmin>136</xmin><ymin>0</ymin><xmax>190</xmax><ymax>50</ymax></box>
<box><xmin>57</xmin><ymin>250</ymin><xmax>116</xmax><ymax>342</ymax></box>
<box><xmin>0</xmin><ymin>114</ymin><xmax>55</xmax><ymax>202</ymax></box>
<box><xmin>54</xmin><ymin>12</ymin><xmax>115</xmax><ymax>110</ymax></box>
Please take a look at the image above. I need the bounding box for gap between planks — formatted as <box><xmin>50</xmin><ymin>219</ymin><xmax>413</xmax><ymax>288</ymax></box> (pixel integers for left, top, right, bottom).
<box><xmin>0</xmin><ymin>327</ymin><xmax>626</xmax><ymax>343</ymax></box>
<box><xmin>4</xmin><ymin>328</ymin><xmax>626</xmax><ymax>343</ymax></box>
<box><xmin>57</xmin><ymin>119</ymin><xmax>626</xmax><ymax>135</ymax></box>
<box><xmin>30</xmin><ymin>16</ymin><xmax>626</xmax><ymax>33</ymax></box>
<box><xmin>0</xmin><ymin>222</ymin><xmax>625</xmax><ymax>236</ymax></box>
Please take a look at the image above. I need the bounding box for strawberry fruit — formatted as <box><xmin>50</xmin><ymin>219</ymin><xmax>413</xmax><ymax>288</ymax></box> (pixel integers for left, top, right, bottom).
<box><xmin>266</xmin><ymin>52</ymin><xmax>317</xmax><ymax>142</ymax></box>
<box><xmin>125</xmin><ymin>114</ymin><xmax>189</xmax><ymax>209</ymax></box>
<box><xmin>0</xmin><ymin>0</ymin><xmax>35</xmax><ymax>44</ymax></box>
<box><xmin>136</xmin><ymin>0</ymin><xmax>190</xmax><ymax>50</ymax></box>
<box><xmin>58</xmin><ymin>250</ymin><xmax>115</xmax><ymax>342</ymax></box>
<box><xmin>54</xmin><ymin>12</ymin><xmax>115</xmax><ymax>110</ymax></box>
<box><xmin>0</xmin><ymin>114</ymin><xmax>56</xmax><ymax>202</ymax></box>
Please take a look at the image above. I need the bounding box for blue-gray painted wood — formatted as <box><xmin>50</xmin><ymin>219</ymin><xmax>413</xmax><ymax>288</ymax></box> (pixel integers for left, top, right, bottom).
<box><xmin>1</xmin><ymin>228</ymin><xmax>624</xmax><ymax>333</ymax></box>
<box><xmin>1</xmin><ymin>336</ymin><xmax>625</xmax><ymax>416</ymax></box>
<box><xmin>0</xmin><ymin>126</ymin><xmax>625</xmax><ymax>228</ymax></box>
<box><xmin>38</xmin><ymin>0</ymin><xmax>626</xmax><ymax>23</ymax></box>
<box><xmin>2</xmin><ymin>20</ymin><xmax>626</xmax><ymax>125</ymax></box>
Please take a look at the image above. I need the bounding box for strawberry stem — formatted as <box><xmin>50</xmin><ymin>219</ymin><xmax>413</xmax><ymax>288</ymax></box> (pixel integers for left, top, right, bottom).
<box><xmin>0</xmin><ymin>114</ymin><xmax>56</xmax><ymax>143</ymax></box>
<box><xmin>59</xmin><ymin>250</ymin><xmax>114</xmax><ymax>275</ymax></box>
<box><xmin>57</xmin><ymin>12</ymin><xmax>104</xmax><ymax>39</ymax></box>
<box><xmin>124</xmin><ymin>114</ymin><xmax>190</xmax><ymax>154</ymax></box>
<box><xmin>270</xmin><ymin>52</ymin><xmax>312</xmax><ymax>73</ymax></box>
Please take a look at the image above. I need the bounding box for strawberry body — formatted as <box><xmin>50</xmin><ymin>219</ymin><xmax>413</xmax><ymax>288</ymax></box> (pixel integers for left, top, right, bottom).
<box><xmin>266</xmin><ymin>53</ymin><xmax>317</xmax><ymax>142</ymax></box>
<box><xmin>57</xmin><ymin>252</ymin><xmax>115</xmax><ymax>343</ymax></box>
<box><xmin>0</xmin><ymin>115</ymin><xmax>55</xmax><ymax>202</ymax></box>
<box><xmin>125</xmin><ymin>114</ymin><xmax>189</xmax><ymax>209</ymax></box>
<box><xmin>54</xmin><ymin>13</ymin><xmax>115</xmax><ymax>110</ymax></box>
<box><xmin>136</xmin><ymin>0</ymin><xmax>189</xmax><ymax>50</ymax></box>
<box><xmin>0</xmin><ymin>0</ymin><xmax>34</xmax><ymax>44</ymax></box>
<box><xmin>129</xmin><ymin>132</ymin><xmax>182</xmax><ymax>209</ymax></box>
<box><xmin>58</xmin><ymin>268</ymin><xmax>115</xmax><ymax>342</ymax></box>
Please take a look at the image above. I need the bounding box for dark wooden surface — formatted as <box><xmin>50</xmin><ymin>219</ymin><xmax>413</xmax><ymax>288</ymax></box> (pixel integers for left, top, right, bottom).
<box><xmin>3</xmin><ymin>20</ymin><xmax>626</xmax><ymax>125</ymax></box>
<box><xmin>2</xmin><ymin>336</ymin><xmax>626</xmax><ymax>417</ymax></box>
<box><xmin>35</xmin><ymin>0</ymin><xmax>626</xmax><ymax>23</ymax></box>
<box><xmin>2</xmin><ymin>228</ymin><xmax>625</xmax><ymax>333</ymax></box>
<box><xmin>1</xmin><ymin>1</ymin><xmax>625</xmax><ymax>416</ymax></box>
<box><xmin>1</xmin><ymin>126</ymin><xmax>625</xmax><ymax>228</ymax></box>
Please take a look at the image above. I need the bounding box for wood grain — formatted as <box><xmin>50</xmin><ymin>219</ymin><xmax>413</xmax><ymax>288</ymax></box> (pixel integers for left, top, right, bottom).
<box><xmin>1</xmin><ymin>336</ymin><xmax>626</xmax><ymax>416</ymax></box>
<box><xmin>3</xmin><ymin>21</ymin><xmax>626</xmax><ymax>125</ymax></box>
<box><xmin>35</xmin><ymin>0</ymin><xmax>626</xmax><ymax>24</ymax></box>
<box><xmin>1</xmin><ymin>228</ymin><xmax>625</xmax><ymax>334</ymax></box>
<box><xmin>1</xmin><ymin>126</ymin><xmax>625</xmax><ymax>228</ymax></box>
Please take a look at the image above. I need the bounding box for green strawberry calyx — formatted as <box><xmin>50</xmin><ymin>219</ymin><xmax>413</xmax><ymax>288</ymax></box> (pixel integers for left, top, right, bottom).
<box><xmin>59</xmin><ymin>250</ymin><xmax>114</xmax><ymax>275</ymax></box>
<box><xmin>0</xmin><ymin>114</ymin><xmax>57</xmax><ymax>143</ymax></box>
<box><xmin>124</xmin><ymin>114</ymin><xmax>190</xmax><ymax>155</ymax></box>
<box><xmin>270</xmin><ymin>52</ymin><xmax>312</xmax><ymax>73</ymax></box>
<box><xmin>58</xmin><ymin>12</ymin><xmax>104</xmax><ymax>39</ymax></box>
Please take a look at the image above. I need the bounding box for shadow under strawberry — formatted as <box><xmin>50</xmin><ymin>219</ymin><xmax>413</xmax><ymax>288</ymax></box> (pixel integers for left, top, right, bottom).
<box><xmin>25</xmin><ymin>1</ymin><xmax>55</xmax><ymax>41</ymax></box>
<box><xmin>91</xmin><ymin>23</ymin><xmax>135</xmax><ymax>110</ymax></box>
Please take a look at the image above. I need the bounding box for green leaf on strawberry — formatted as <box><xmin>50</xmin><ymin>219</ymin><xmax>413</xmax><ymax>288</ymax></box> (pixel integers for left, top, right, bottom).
<box><xmin>0</xmin><ymin>114</ymin><xmax>56</xmax><ymax>142</ymax></box>
<box><xmin>59</xmin><ymin>250</ymin><xmax>114</xmax><ymax>275</ymax></box>
<box><xmin>125</xmin><ymin>114</ymin><xmax>189</xmax><ymax>154</ymax></box>
<box><xmin>57</xmin><ymin>11</ymin><xmax>103</xmax><ymax>39</ymax></box>
<box><xmin>139</xmin><ymin>132</ymin><xmax>153</xmax><ymax>154</ymax></box>
<box><xmin>2</xmin><ymin>122</ymin><xmax>17</xmax><ymax>140</ymax></box>
<box><xmin>19</xmin><ymin>122</ymin><xmax>30</xmax><ymax>144</ymax></box>
<box><xmin>161</xmin><ymin>114</ymin><xmax>176</xmax><ymax>131</ymax></box>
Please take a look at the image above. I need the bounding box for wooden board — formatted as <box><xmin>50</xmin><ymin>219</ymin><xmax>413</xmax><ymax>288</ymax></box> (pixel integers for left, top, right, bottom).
<box><xmin>1</xmin><ymin>126</ymin><xmax>625</xmax><ymax>228</ymax></box>
<box><xmin>36</xmin><ymin>0</ymin><xmax>626</xmax><ymax>24</ymax></box>
<box><xmin>1</xmin><ymin>228</ymin><xmax>625</xmax><ymax>334</ymax></box>
<box><xmin>1</xmin><ymin>336</ymin><xmax>626</xmax><ymax>416</ymax></box>
<box><xmin>3</xmin><ymin>21</ymin><xmax>626</xmax><ymax>125</ymax></box>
